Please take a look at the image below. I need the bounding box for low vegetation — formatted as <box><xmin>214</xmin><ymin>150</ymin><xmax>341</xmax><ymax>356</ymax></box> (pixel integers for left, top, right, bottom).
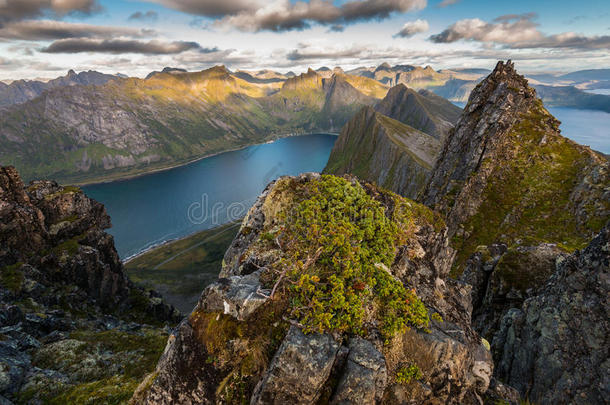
<box><xmin>258</xmin><ymin>175</ymin><xmax>439</xmax><ymax>340</ymax></box>
<box><xmin>125</xmin><ymin>221</ymin><xmax>241</xmax><ymax>313</ymax></box>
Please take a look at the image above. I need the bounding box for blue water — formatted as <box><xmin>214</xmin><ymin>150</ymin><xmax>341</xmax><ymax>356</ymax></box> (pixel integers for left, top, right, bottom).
<box><xmin>452</xmin><ymin>102</ymin><xmax>609</xmax><ymax>153</ymax></box>
<box><xmin>547</xmin><ymin>108</ymin><xmax>610</xmax><ymax>154</ymax></box>
<box><xmin>584</xmin><ymin>89</ymin><xmax>610</xmax><ymax>96</ymax></box>
<box><xmin>83</xmin><ymin>134</ymin><xmax>337</xmax><ymax>259</ymax></box>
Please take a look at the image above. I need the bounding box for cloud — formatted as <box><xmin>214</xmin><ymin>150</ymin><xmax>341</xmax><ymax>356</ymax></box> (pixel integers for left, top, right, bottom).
<box><xmin>128</xmin><ymin>11</ymin><xmax>159</xmax><ymax>22</ymax></box>
<box><xmin>328</xmin><ymin>24</ymin><xmax>345</xmax><ymax>32</ymax></box>
<box><xmin>437</xmin><ymin>0</ymin><xmax>459</xmax><ymax>7</ymax></box>
<box><xmin>0</xmin><ymin>20</ymin><xmax>150</xmax><ymax>40</ymax></box>
<box><xmin>153</xmin><ymin>0</ymin><xmax>262</xmax><ymax>17</ymax></box>
<box><xmin>154</xmin><ymin>0</ymin><xmax>427</xmax><ymax>32</ymax></box>
<box><xmin>395</xmin><ymin>19</ymin><xmax>428</xmax><ymax>37</ymax></box>
<box><xmin>0</xmin><ymin>0</ymin><xmax>101</xmax><ymax>23</ymax></box>
<box><xmin>430</xmin><ymin>13</ymin><xmax>610</xmax><ymax>50</ymax></box>
<box><xmin>40</xmin><ymin>38</ymin><xmax>210</xmax><ymax>54</ymax></box>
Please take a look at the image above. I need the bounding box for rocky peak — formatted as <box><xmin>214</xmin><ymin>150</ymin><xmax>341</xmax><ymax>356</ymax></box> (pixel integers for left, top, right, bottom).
<box><xmin>66</xmin><ymin>69</ymin><xmax>77</xmax><ymax>77</ymax></box>
<box><xmin>281</xmin><ymin>68</ymin><xmax>322</xmax><ymax>91</ymax></box>
<box><xmin>374</xmin><ymin>83</ymin><xmax>462</xmax><ymax>140</ymax></box>
<box><xmin>376</xmin><ymin>62</ymin><xmax>392</xmax><ymax>72</ymax></box>
<box><xmin>422</xmin><ymin>60</ymin><xmax>609</xmax><ymax>273</ymax></box>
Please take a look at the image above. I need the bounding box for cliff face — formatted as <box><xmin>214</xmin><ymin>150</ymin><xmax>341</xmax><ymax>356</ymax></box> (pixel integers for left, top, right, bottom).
<box><xmin>0</xmin><ymin>166</ymin><xmax>179</xmax><ymax>403</ymax></box>
<box><xmin>423</xmin><ymin>61</ymin><xmax>609</xmax><ymax>273</ymax></box>
<box><xmin>374</xmin><ymin>84</ymin><xmax>462</xmax><ymax>140</ymax></box>
<box><xmin>493</xmin><ymin>224</ymin><xmax>609</xmax><ymax>404</ymax></box>
<box><xmin>324</xmin><ymin>83</ymin><xmax>460</xmax><ymax>199</ymax></box>
<box><xmin>135</xmin><ymin>174</ymin><xmax>506</xmax><ymax>404</ymax></box>
<box><xmin>324</xmin><ymin>107</ymin><xmax>440</xmax><ymax>199</ymax></box>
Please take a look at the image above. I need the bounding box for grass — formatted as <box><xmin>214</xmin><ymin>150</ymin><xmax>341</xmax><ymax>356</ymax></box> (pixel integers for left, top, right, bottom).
<box><xmin>450</xmin><ymin>100</ymin><xmax>609</xmax><ymax>275</ymax></box>
<box><xmin>20</xmin><ymin>328</ymin><xmax>169</xmax><ymax>405</ymax></box>
<box><xmin>0</xmin><ymin>262</ymin><xmax>24</xmax><ymax>293</ymax></box>
<box><xmin>125</xmin><ymin>221</ymin><xmax>241</xmax><ymax>313</ymax></box>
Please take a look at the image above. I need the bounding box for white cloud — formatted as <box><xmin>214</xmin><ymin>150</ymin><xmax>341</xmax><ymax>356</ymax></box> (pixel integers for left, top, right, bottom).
<box><xmin>395</xmin><ymin>19</ymin><xmax>429</xmax><ymax>37</ymax></box>
<box><xmin>430</xmin><ymin>13</ymin><xmax>610</xmax><ymax>50</ymax></box>
<box><xmin>153</xmin><ymin>0</ymin><xmax>427</xmax><ymax>32</ymax></box>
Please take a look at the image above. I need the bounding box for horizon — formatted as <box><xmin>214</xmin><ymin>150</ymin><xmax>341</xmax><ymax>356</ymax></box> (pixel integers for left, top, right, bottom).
<box><xmin>3</xmin><ymin>60</ymin><xmax>609</xmax><ymax>84</ymax></box>
<box><xmin>1</xmin><ymin>0</ymin><xmax>609</xmax><ymax>80</ymax></box>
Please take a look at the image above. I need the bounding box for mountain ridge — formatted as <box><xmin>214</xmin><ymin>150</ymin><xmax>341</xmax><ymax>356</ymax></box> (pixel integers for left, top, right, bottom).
<box><xmin>0</xmin><ymin>67</ymin><xmax>388</xmax><ymax>184</ymax></box>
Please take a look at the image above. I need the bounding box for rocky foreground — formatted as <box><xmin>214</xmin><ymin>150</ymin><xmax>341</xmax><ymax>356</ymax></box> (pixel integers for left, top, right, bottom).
<box><xmin>135</xmin><ymin>173</ymin><xmax>509</xmax><ymax>404</ymax></box>
<box><xmin>0</xmin><ymin>166</ymin><xmax>180</xmax><ymax>403</ymax></box>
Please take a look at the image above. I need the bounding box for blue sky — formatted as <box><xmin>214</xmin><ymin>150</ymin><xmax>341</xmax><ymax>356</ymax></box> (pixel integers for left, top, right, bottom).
<box><xmin>1</xmin><ymin>0</ymin><xmax>609</xmax><ymax>79</ymax></box>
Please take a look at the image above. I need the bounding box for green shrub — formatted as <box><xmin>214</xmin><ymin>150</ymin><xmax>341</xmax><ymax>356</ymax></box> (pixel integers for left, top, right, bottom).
<box><xmin>268</xmin><ymin>175</ymin><xmax>430</xmax><ymax>341</ymax></box>
<box><xmin>396</xmin><ymin>364</ymin><xmax>423</xmax><ymax>384</ymax></box>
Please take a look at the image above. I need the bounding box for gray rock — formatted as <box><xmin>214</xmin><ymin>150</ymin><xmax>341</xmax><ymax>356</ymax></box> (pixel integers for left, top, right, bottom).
<box><xmin>201</xmin><ymin>270</ymin><xmax>269</xmax><ymax>321</ymax></box>
<box><xmin>494</xmin><ymin>224</ymin><xmax>609</xmax><ymax>404</ymax></box>
<box><xmin>251</xmin><ymin>326</ymin><xmax>340</xmax><ymax>405</ymax></box>
<box><xmin>0</xmin><ymin>341</ymin><xmax>31</xmax><ymax>396</ymax></box>
<box><xmin>331</xmin><ymin>337</ymin><xmax>387</xmax><ymax>404</ymax></box>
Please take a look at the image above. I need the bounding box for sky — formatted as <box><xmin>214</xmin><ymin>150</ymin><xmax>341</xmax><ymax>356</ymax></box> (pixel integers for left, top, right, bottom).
<box><xmin>0</xmin><ymin>0</ymin><xmax>609</xmax><ymax>80</ymax></box>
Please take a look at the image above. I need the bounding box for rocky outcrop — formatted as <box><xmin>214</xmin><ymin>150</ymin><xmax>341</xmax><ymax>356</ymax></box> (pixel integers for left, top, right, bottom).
<box><xmin>460</xmin><ymin>243</ymin><xmax>565</xmax><ymax>341</ymax></box>
<box><xmin>422</xmin><ymin>60</ymin><xmax>609</xmax><ymax>273</ymax></box>
<box><xmin>493</xmin><ymin>223</ymin><xmax>609</xmax><ymax>404</ymax></box>
<box><xmin>374</xmin><ymin>84</ymin><xmax>462</xmax><ymax>140</ymax></box>
<box><xmin>323</xmin><ymin>84</ymin><xmax>460</xmax><ymax>199</ymax></box>
<box><xmin>137</xmin><ymin>173</ymin><xmax>500</xmax><ymax>404</ymax></box>
<box><xmin>324</xmin><ymin>107</ymin><xmax>440</xmax><ymax>199</ymax></box>
<box><xmin>0</xmin><ymin>166</ymin><xmax>180</xmax><ymax>403</ymax></box>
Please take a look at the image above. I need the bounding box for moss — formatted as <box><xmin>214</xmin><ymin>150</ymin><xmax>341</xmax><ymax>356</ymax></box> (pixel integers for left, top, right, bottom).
<box><xmin>431</xmin><ymin>313</ymin><xmax>443</xmax><ymax>323</ymax></box>
<box><xmin>451</xmin><ymin>101</ymin><xmax>607</xmax><ymax>275</ymax></box>
<box><xmin>22</xmin><ymin>327</ymin><xmax>167</xmax><ymax>404</ymax></box>
<box><xmin>47</xmin><ymin>375</ymin><xmax>139</xmax><ymax>405</ymax></box>
<box><xmin>44</xmin><ymin>186</ymin><xmax>81</xmax><ymax>201</ymax></box>
<box><xmin>0</xmin><ymin>262</ymin><xmax>24</xmax><ymax>292</ymax></box>
<box><xmin>493</xmin><ymin>247</ymin><xmax>557</xmax><ymax>293</ymax></box>
<box><xmin>189</xmin><ymin>299</ymin><xmax>290</xmax><ymax>403</ymax></box>
<box><xmin>395</xmin><ymin>363</ymin><xmax>423</xmax><ymax>385</ymax></box>
<box><xmin>68</xmin><ymin>329</ymin><xmax>168</xmax><ymax>378</ymax></box>
<box><xmin>51</xmin><ymin>237</ymin><xmax>82</xmax><ymax>256</ymax></box>
<box><xmin>59</xmin><ymin>214</ymin><xmax>80</xmax><ymax>223</ymax></box>
<box><xmin>259</xmin><ymin>232</ymin><xmax>276</xmax><ymax>242</ymax></box>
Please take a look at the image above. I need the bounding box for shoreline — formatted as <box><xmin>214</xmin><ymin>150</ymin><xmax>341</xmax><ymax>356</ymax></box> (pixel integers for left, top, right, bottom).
<box><xmin>75</xmin><ymin>132</ymin><xmax>339</xmax><ymax>187</ymax></box>
<box><xmin>122</xmin><ymin>220</ymin><xmax>242</xmax><ymax>265</ymax></box>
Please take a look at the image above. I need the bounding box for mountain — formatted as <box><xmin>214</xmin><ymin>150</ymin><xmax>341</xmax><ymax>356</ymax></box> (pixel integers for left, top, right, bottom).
<box><xmin>374</xmin><ymin>84</ymin><xmax>462</xmax><ymax>139</ymax></box>
<box><xmin>144</xmin><ymin>66</ymin><xmax>188</xmax><ymax>79</ymax></box>
<box><xmin>349</xmin><ymin>64</ymin><xmax>610</xmax><ymax>112</ymax></box>
<box><xmin>348</xmin><ymin>63</ymin><xmax>486</xmax><ymax>90</ymax></box>
<box><xmin>0</xmin><ymin>67</ymin><xmax>387</xmax><ymax>184</ymax></box>
<box><xmin>533</xmin><ymin>84</ymin><xmax>610</xmax><ymax>112</ymax></box>
<box><xmin>133</xmin><ymin>173</ymin><xmax>510</xmax><ymax>404</ymax></box>
<box><xmin>429</xmin><ymin>78</ymin><xmax>479</xmax><ymax>102</ymax></box>
<box><xmin>324</xmin><ymin>107</ymin><xmax>440</xmax><ymax>198</ymax></box>
<box><xmin>0</xmin><ymin>70</ymin><xmax>118</xmax><ymax>107</ymax></box>
<box><xmin>423</xmin><ymin>61</ymin><xmax>609</xmax><ymax>273</ymax></box>
<box><xmin>0</xmin><ymin>166</ymin><xmax>180</xmax><ymax>403</ymax></box>
<box><xmin>558</xmin><ymin>68</ymin><xmax>610</xmax><ymax>82</ymax></box>
<box><xmin>324</xmin><ymin>83</ymin><xmax>461</xmax><ymax>198</ymax></box>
